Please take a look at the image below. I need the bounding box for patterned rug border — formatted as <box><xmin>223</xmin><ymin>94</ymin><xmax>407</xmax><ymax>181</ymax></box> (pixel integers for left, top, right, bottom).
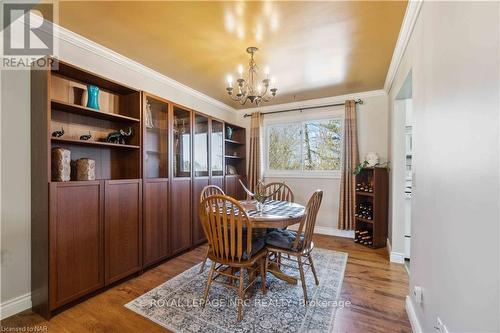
<box><xmin>125</xmin><ymin>248</ymin><xmax>348</xmax><ymax>333</ymax></box>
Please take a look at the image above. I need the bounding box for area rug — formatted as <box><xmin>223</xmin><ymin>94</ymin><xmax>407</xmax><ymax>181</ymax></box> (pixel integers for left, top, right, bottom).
<box><xmin>125</xmin><ymin>248</ymin><xmax>348</xmax><ymax>333</ymax></box>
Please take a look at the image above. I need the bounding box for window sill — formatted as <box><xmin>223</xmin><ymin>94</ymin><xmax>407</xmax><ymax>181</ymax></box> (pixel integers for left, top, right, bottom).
<box><xmin>264</xmin><ymin>172</ymin><xmax>341</xmax><ymax>180</ymax></box>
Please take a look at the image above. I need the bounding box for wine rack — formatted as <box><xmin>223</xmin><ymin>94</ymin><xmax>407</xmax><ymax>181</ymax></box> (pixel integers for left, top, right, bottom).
<box><xmin>354</xmin><ymin>230</ymin><xmax>373</xmax><ymax>246</ymax></box>
<box><xmin>354</xmin><ymin>167</ymin><xmax>389</xmax><ymax>248</ymax></box>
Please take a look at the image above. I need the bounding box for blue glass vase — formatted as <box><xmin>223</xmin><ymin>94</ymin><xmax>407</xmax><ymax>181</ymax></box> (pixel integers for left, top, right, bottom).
<box><xmin>86</xmin><ymin>85</ymin><xmax>100</xmax><ymax>110</ymax></box>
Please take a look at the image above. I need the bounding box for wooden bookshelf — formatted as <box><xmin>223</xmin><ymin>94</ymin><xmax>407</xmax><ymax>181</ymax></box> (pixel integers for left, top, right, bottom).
<box><xmin>31</xmin><ymin>58</ymin><xmax>142</xmax><ymax>319</ymax></box>
<box><xmin>354</xmin><ymin>167</ymin><xmax>389</xmax><ymax>248</ymax></box>
<box><xmin>224</xmin><ymin>123</ymin><xmax>247</xmax><ymax>199</ymax></box>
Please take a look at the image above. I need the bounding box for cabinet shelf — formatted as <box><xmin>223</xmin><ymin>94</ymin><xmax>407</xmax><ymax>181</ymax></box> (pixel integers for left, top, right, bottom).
<box><xmin>51</xmin><ymin>100</ymin><xmax>140</xmax><ymax>123</ymax></box>
<box><xmin>355</xmin><ymin>217</ymin><xmax>374</xmax><ymax>224</ymax></box>
<box><xmin>356</xmin><ymin>191</ymin><xmax>374</xmax><ymax>197</ymax></box>
<box><xmin>225</xmin><ymin>139</ymin><xmax>245</xmax><ymax>145</ymax></box>
<box><xmin>52</xmin><ymin>137</ymin><xmax>140</xmax><ymax>149</ymax></box>
<box><xmin>225</xmin><ymin>155</ymin><xmax>244</xmax><ymax>159</ymax></box>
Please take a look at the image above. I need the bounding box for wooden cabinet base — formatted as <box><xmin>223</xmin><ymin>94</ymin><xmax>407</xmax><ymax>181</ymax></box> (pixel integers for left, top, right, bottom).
<box><xmin>105</xmin><ymin>180</ymin><xmax>142</xmax><ymax>285</ymax></box>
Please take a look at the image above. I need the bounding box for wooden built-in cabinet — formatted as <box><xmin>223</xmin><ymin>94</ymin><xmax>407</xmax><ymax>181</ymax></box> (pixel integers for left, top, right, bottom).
<box><xmin>31</xmin><ymin>59</ymin><xmax>247</xmax><ymax>319</ymax></box>
<box><xmin>142</xmin><ymin>93</ymin><xmax>170</xmax><ymax>268</ymax></box>
<box><xmin>104</xmin><ymin>180</ymin><xmax>142</xmax><ymax>284</ymax></box>
<box><xmin>192</xmin><ymin>114</ymin><xmax>210</xmax><ymax>245</ymax></box>
<box><xmin>49</xmin><ymin>181</ymin><xmax>104</xmax><ymax>310</ymax></box>
<box><xmin>31</xmin><ymin>59</ymin><xmax>142</xmax><ymax>319</ymax></box>
<box><xmin>170</xmin><ymin>105</ymin><xmax>193</xmax><ymax>255</ymax></box>
<box><xmin>143</xmin><ymin>179</ymin><xmax>169</xmax><ymax>266</ymax></box>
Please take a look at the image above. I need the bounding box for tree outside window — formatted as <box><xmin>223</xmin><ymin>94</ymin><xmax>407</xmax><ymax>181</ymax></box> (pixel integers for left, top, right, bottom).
<box><xmin>266</xmin><ymin>118</ymin><xmax>342</xmax><ymax>174</ymax></box>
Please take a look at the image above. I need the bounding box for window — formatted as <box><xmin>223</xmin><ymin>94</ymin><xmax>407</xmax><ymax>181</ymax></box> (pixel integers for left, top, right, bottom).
<box><xmin>265</xmin><ymin>118</ymin><xmax>343</xmax><ymax>177</ymax></box>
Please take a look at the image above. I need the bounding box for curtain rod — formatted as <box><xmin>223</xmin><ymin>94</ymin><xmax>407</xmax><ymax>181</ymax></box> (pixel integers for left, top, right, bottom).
<box><xmin>242</xmin><ymin>99</ymin><xmax>363</xmax><ymax>118</ymax></box>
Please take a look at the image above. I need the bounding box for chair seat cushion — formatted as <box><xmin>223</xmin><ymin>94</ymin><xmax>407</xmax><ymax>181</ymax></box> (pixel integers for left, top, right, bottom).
<box><xmin>266</xmin><ymin>229</ymin><xmax>304</xmax><ymax>251</ymax></box>
<box><xmin>241</xmin><ymin>233</ymin><xmax>266</xmax><ymax>260</ymax></box>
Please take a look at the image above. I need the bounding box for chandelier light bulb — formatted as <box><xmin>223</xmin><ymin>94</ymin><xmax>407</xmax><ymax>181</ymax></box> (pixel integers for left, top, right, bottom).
<box><xmin>237</xmin><ymin>64</ymin><xmax>244</xmax><ymax>77</ymax></box>
<box><xmin>264</xmin><ymin>66</ymin><xmax>270</xmax><ymax>77</ymax></box>
<box><xmin>226</xmin><ymin>75</ymin><xmax>233</xmax><ymax>87</ymax></box>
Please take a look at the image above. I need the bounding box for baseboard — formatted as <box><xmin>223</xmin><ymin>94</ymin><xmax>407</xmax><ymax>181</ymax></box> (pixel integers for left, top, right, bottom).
<box><xmin>0</xmin><ymin>293</ymin><xmax>32</xmax><ymax>320</ymax></box>
<box><xmin>288</xmin><ymin>225</ymin><xmax>354</xmax><ymax>238</ymax></box>
<box><xmin>405</xmin><ymin>295</ymin><xmax>423</xmax><ymax>333</ymax></box>
<box><xmin>387</xmin><ymin>238</ymin><xmax>405</xmax><ymax>264</ymax></box>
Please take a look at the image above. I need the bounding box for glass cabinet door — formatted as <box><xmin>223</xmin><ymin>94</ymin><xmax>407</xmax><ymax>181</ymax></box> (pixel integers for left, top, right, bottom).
<box><xmin>144</xmin><ymin>95</ymin><xmax>168</xmax><ymax>178</ymax></box>
<box><xmin>194</xmin><ymin>114</ymin><xmax>209</xmax><ymax>177</ymax></box>
<box><xmin>211</xmin><ymin>120</ymin><xmax>224</xmax><ymax>176</ymax></box>
<box><xmin>173</xmin><ymin>106</ymin><xmax>191</xmax><ymax>177</ymax></box>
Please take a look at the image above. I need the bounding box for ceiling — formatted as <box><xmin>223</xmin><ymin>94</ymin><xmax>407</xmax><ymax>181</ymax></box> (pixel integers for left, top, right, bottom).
<box><xmin>54</xmin><ymin>1</ymin><xmax>407</xmax><ymax>109</ymax></box>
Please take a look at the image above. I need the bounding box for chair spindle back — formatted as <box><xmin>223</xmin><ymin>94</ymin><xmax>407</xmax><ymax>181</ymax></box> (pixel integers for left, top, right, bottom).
<box><xmin>264</xmin><ymin>182</ymin><xmax>295</xmax><ymax>202</ymax></box>
<box><xmin>199</xmin><ymin>195</ymin><xmax>253</xmax><ymax>262</ymax></box>
<box><xmin>293</xmin><ymin>190</ymin><xmax>323</xmax><ymax>251</ymax></box>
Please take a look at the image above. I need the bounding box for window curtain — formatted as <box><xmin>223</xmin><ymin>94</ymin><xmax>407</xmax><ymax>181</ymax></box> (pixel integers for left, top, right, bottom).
<box><xmin>338</xmin><ymin>100</ymin><xmax>359</xmax><ymax>230</ymax></box>
<box><xmin>248</xmin><ymin>112</ymin><xmax>262</xmax><ymax>192</ymax></box>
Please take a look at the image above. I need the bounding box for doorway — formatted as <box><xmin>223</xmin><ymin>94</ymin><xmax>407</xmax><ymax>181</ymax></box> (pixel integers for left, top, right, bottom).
<box><xmin>391</xmin><ymin>71</ymin><xmax>413</xmax><ymax>272</ymax></box>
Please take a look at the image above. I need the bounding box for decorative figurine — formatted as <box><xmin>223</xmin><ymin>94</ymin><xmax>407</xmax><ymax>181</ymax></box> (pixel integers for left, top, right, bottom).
<box><xmin>76</xmin><ymin>158</ymin><xmax>96</xmax><ymax>181</ymax></box>
<box><xmin>51</xmin><ymin>148</ymin><xmax>71</xmax><ymax>181</ymax></box>
<box><xmin>145</xmin><ymin>101</ymin><xmax>155</xmax><ymax>128</ymax></box>
<box><xmin>226</xmin><ymin>126</ymin><xmax>233</xmax><ymax>139</ymax></box>
<box><xmin>79</xmin><ymin>131</ymin><xmax>92</xmax><ymax>141</ymax></box>
<box><xmin>106</xmin><ymin>127</ymin><xmax>133</xmax><ymax>144</ymax></box>
<box><xmin>86</xmin><ymin>84</ymin><xmax>100</xmax><ymax>110</ymax></box>
<box><xmin>51</xmin><ymin>127</ymin><xmax>64</xmax><ymax>137</ymax></box>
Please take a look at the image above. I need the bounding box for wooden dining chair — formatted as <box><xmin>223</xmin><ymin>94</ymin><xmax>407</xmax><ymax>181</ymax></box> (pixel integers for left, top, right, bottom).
<box><xmin>265</xmin><ymin>190</ymin><xmax>323</xmax><ymax>304</ymax></box>
<box><xmin>198</xmin><ymin>185</ymin><xmax>225</xmax><ymax>274</ymax></box>
<box><xmin>199</xmin><ymin>195</ymin><xmax>268</xmax><ymax>321</ymax></box>
<box><xmin>264</xmin><ymin>182</ymin><xmax>294</xmax><ymax>202</ymax></box>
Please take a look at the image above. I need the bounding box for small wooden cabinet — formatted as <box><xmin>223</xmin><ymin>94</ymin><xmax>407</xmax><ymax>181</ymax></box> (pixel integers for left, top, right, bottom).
<box><xmin>354</xmin><ymin>167</ymin><xmax>389</xmax><ymax>248</ymax></box>
<box><xmin>104</xmin><ymin>180</ymin><xmax>142</xmax><ymax>284</ymax></box>
<box><xmin>171</xmin><ymin>179</ymin><xmax>192</xmax><ymax>254</ymax></box>
<box><xmin>192</xmin><ymin>177</ymin><xmax>209</xmax><ymax>245</ymax></box>
<box><xmin>143</xmin><ymin>179</ymin><xmax>169</xmax><ymax>267</ymax></box>
<box><xmin>49</xmin><ymin>181</ymin><xmax>104</xmax><ymax>310</ymax></box>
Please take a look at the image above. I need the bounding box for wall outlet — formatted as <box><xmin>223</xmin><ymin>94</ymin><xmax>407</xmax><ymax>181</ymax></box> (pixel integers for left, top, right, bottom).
<box><xmin>435</xmin><ymin>317</ymin><xmax>449</xmax><ymax>333</ymax></box>
<box><xmin>413</xmin><ymin>286</ymin><xmax>423</xmax><ymax>303</ymax></box>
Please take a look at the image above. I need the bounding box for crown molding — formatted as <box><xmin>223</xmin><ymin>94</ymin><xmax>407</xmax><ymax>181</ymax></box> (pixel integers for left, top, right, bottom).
<box><xmin>239</xmin><ymin>89</ymin><xmax>387</xmax><ymax>115</ymax></box>
<box><xmin>383</xmin><ymin>0</ymin><xmax>423</xmax><ymax>93</ymax></box>
<box><xmin>28</xmin><ymin>14</ymin><xmax>236</xmax><ymax>113</ymax></box>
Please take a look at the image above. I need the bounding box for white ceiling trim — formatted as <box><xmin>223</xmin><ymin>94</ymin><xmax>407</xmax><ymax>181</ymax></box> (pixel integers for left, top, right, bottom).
<box><xmin>29</xmin><ymin>14</ymin><xmax>236</xmax><ymax>113</ymax></box>
<box><xmin>239</xmin><ymin>89</ymin><xmax>387</xmax><ymax>115</ymax></box>
<box><xmin>383</xmin><ymin>0</ymin><xmax>423</xmax><ymax>93</ymax></box>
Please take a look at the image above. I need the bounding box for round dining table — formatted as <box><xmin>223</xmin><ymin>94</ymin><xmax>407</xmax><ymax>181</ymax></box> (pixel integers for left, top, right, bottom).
<box><xmin>238</xmin><ymin>199</ymin><xmax>306</xmax><ymax>285</ymax></box>
<box><xmin>238</xmin><ymin>199</ymin><xmax>306</xmax><ymax>229</ymax></box>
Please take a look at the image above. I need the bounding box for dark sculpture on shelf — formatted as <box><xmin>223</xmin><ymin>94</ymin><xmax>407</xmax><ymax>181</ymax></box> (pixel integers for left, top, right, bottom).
<box><xmin>79</xmin><ymin>131</ymin><xmax>92</xmax><ymax>141</ymax></box>
<box><xmin>106</xmin><ymin>127</ymin><xmax>133</xmax><ymax>145</ymax></box>
<box><xmin>51</xmin><ymin>127</ymin><xmax>64</xmax><ymax>137</ymax></box>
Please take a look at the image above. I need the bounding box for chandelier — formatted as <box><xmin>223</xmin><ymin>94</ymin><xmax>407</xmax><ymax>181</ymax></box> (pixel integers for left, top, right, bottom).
<box><xmin>226</xmin><ymin>47</ymin><xmax>277</xmax><ymax>106</ymax></box>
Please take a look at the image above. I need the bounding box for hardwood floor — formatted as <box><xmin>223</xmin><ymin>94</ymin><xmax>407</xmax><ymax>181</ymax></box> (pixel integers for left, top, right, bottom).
<box><xmin>1</xmin><ymin>235</ymin><xmax>411</xmax><ymax>333</ymax></box>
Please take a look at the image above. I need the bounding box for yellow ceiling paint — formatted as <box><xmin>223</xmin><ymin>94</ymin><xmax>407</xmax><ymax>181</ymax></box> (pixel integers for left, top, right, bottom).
<box><xmin>54</xmin><ymin>1</ymin><xmax>407</xmax><ymax>109</ymax></box>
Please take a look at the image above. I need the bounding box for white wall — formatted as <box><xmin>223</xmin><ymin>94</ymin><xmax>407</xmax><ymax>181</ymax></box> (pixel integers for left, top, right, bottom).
<box><xmin>263</xmin><ymin>92</ymin><xmax>389</xmax><ymax>233</ymax></box>
<box><xmin>389</xmin><ymin>2</ymin><xmax>499</xmax><ymax>332</ymax></box>
<box><xmin>0</xmin><ymin>24</ymin><xmax>243</xmax><ymax>317</ymax></box>
<box><xmin>389</xmin><ymin>98</ymin><xmax>408</xmax><ymax>256</ymax></box>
